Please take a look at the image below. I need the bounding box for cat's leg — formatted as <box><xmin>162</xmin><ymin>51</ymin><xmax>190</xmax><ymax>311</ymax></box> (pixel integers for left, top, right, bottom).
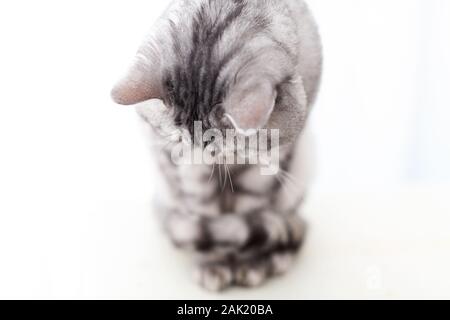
<box><xmin>167</xmin><ymin>209</ymin><xmax>305</xmax><ymax>291</ymax></box>
<box><xmin>194</xmin><ymin>254</ymin><xmax>293</xmax><ymax>291</ymax></box>
<box><xmin>164</xmin><ymin>162</ymin><xmax>224</xmax><ymax>250</ymax></box>
<box><xmin>166</xmin><ymin>210</ymin><xmax>249</xmax><ymax>253</ymax></box>
<box><xmin>228</xmin><ymin>139</ymin><xmax>312</xmax><ymax>288</ymax></box>
<box><xmin>167</xmin><ymin>208</ymin><xmax>306</xmax><ymax>253</ymax></box>
<box><xmin>189</xmin><ymin>211</ymin><xmax>306</xmax><ymax>291</ymax></box>
<box><xmin>166</xmin><ymin>158</ymin><xmax>305</xmax><ymax>253</ymax></box>
<box><xmin>193</xmin><ymin>247</ymin><xmax>300</xmax><ymax>291</ymax></box>
<box><xmin>164</xmin><ymin>158</ymin><xmax>307</xmax><ymax>290</ymax></box>
<box><xmin>194</xmin><ymin>244</ymin><xmax>305</xmax><ymax>291</ymax></box>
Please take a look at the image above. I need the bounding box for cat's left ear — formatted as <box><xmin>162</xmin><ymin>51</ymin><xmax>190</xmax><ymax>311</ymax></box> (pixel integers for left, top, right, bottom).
<box><xmin>111</xmin><ymin>54</ymin><xmax>162</xmax><ymax>105</ymax></box>
<box><xmin>224</xmin><ymin>80</ymin><xmax>276</xmax><ymax>134</ymax></box>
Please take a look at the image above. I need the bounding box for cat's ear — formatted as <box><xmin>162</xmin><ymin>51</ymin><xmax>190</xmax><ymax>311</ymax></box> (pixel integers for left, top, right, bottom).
<box><xmin>111</xmin><ymin>54</ymin><xmax>162</xmax><ymax>105</ymax></box>
<box><xmin>224</xmin><ymin>80</ymin><xmax>276</xmax><ymax>134</ymax></box>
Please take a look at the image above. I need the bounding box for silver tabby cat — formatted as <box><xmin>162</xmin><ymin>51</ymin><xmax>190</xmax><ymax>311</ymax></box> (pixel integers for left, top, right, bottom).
<box><xmin>111</xmin><ymin>0</ymin><xmax>322</xmax><ymax>291</ymax></box>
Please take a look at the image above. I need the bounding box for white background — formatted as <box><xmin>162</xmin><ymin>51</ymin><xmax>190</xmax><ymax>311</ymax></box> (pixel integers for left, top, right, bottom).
<box><xmin>0</xmin><ymin>0</ymin><xmax>449</xmax><ymax>299</ymax></box>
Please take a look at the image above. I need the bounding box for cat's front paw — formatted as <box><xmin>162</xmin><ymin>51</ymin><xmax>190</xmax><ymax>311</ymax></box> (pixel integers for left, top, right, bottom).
<box><xmin>233</xmin><ymin>252</ymin><xmax>295</xmax><ymax>288</ymax></box>
<box><xmin>194</xmin><ymin>250</ymin><xmax>297</xmax><ymax>291</ymax></box>
<box><xmin>194</xmin><ymin>264</ymin><xmax>233</xmax><ymax>292</ymax></box>
<box><xmin>234</xmin><ymin>263</ymin><xmax>268</xmax><ymax>288</ymax></box>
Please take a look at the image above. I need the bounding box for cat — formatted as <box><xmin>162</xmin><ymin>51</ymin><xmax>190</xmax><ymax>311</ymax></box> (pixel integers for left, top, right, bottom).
<box><xmin>111</xmin><ymin>0</ymin><xmax>322</xmax><ymax>291</ymax></box>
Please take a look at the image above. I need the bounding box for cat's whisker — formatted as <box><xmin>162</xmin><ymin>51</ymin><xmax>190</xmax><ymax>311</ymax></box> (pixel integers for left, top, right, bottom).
<box><xmin>220</xmin><ymin>164</ymin><xmax>228</xmax><ymax>192</ymax></box>
<box><xmin>278</xmin><ymin>172</ymin><xmax>296</xmax><ymax>190</ymax></box>
<box><xmin>225</xmin><ymin>164</ymin><xmax>234</xmax><ymax>193</ymax></box>
<box><xmin>221</xmin><ymin>165</ymin><xmax>226</xmax><ymax>192</ymax></box>
<box><xmin>208</xmin><ymin>163</ymin><xmax>216</xmax><ymax>184</ymax></box>
<box><xmin>158</xmin><ymin>130</ymin><xmax>180</xmax><ymax>139</ymax></box>
<box><xmin>278</xmin><ymin>169</ymin><xmax>300</xmax><ymax>191</ymax></box>
<box><xmin>274</xmin><ymin>174</ymin><xmax>291</xmax><ymax>195</ymax></box>
<box><xmin>157</xmin><ymin>139</ymin><xmax>178</xmax><ymax>151</ymax></box>
<box><xmin>274</xmin><ymin>166</ymin><xmax>301</xmax><ymax>195</ymax></box>
<box><xmin>278</xmin><ymin>175</ymin><xmax>298</xmax><ymax>199</ymax></box>
<box><xmin>218</xmin><ymin>162</ymin><xmax>223</xmax><ymax>189</ymax></box>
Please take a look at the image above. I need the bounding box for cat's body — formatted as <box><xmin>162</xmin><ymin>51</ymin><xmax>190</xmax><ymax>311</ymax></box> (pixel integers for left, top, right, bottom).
<box><xmin>112</xmin><ymin>0</ymin><xmax>322</xmax><ymax>291</ymax></box>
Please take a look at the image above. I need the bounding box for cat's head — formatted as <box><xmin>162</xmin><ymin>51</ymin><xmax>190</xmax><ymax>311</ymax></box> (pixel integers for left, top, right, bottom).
<box><xmin>111</xmin><ymin>2</ymin><xmax>308</xmax><ymax>163</ymax></box>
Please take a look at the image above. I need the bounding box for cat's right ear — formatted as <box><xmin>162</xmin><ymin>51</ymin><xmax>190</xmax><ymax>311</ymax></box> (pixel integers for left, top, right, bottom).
<box><xmin>111</xmin><ymin>54</ymin><xmax>162</xmax><ymax>105</ymax></box>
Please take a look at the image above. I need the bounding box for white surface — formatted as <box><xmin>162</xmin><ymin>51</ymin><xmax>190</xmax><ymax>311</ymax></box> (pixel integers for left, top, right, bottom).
<box><xmin>1</xmin><ymin>0</ymin><xmax>450</xmax><ymax>299</ymax></box>
<box><xmin>2</xmin><ymin>185</ymin><xmax>450</xmax><ymax>299</ymax></box>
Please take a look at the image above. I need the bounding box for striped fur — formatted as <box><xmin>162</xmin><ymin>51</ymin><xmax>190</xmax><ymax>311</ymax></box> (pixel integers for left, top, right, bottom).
<box><xmin>121</xmin><ymin>0</ymin><xmax>322</xmax><ymax>291</ymax></box>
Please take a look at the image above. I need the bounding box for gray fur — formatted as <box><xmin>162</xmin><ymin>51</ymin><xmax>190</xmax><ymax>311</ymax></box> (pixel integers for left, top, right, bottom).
<box><xmin>112</xmin><ymin>0</ymin><xmax>322</xmax><ymax>291</ymax></box>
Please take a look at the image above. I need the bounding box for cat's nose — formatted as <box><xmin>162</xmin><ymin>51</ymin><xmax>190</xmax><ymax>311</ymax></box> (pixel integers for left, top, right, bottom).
<box><xmin>203</xmin><ymin>140</ymin><xmax>216</xmax><ymax>151</ymax></box>
<box><xmin>203</xmin><ymin>139</ymin><xmax>224</xmax><ymax>157</ymax></box>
